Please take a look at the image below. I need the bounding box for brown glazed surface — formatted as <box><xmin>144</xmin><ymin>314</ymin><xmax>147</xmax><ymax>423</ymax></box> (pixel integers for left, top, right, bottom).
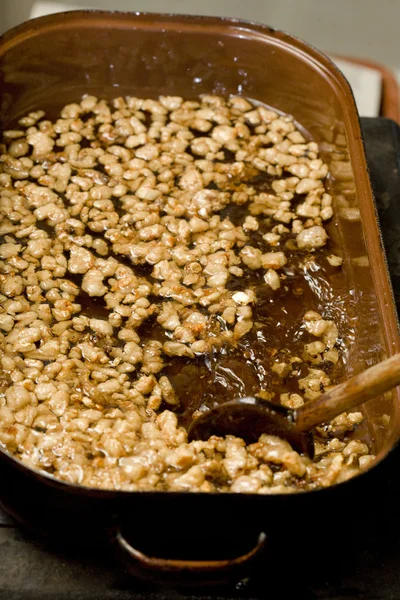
<box><xmin>0</xmin><ymin>10</ymin><xmax>399</xmax><ymax>488</ymax></box>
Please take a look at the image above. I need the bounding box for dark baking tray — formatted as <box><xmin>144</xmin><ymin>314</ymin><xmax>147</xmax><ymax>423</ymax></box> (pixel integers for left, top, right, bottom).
<box><xmin>1</xmin><ymin>116</ymin><xmax>400</xmax><ymax>600</ymax></box>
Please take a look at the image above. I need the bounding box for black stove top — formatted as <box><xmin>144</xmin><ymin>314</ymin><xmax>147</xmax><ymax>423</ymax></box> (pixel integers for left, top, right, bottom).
<box><xmin>1</xmin><ymin>117</ymin><xmax>400</xmax><ymax>600</ymax></box>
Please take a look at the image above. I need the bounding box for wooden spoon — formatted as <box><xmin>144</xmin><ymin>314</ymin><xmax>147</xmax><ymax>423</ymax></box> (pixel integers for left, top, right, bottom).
<box><xmin>187</xmin><ymin>353</ymin><xmax>400</xmax><ymax>457</ymax></box>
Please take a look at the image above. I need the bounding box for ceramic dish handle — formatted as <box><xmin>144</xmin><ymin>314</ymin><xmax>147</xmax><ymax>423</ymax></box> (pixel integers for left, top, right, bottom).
<box><xmin>114</xmin><ymin>528</ymin><xmax>267</xmax><ymax>585</ymax></box>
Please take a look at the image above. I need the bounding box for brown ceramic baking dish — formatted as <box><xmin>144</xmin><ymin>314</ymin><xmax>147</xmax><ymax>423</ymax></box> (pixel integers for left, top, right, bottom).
<box><xmin>0</xmin><ymin>10</ymin><xmax>400</xmax><ymax>585</ymax></box>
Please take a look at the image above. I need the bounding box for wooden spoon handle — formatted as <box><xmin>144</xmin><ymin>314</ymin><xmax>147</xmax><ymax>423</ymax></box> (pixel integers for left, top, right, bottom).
<box><xmin>295</xmin><ymin>352</ymin><xmax>400</xmax><ymax>432</ymax></box>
